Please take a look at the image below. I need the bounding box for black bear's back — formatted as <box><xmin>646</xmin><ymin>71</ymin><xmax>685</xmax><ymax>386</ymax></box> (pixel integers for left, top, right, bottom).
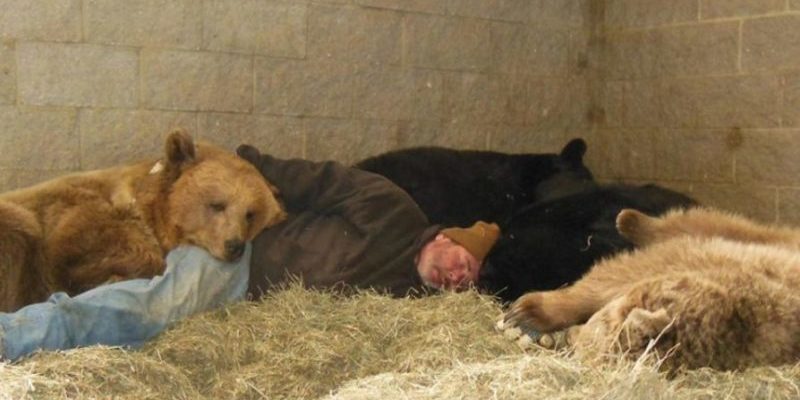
<box><xmin>354</xmin><ymin>140</ymin><xmax>593</xmax><ymax>227</ymax></box>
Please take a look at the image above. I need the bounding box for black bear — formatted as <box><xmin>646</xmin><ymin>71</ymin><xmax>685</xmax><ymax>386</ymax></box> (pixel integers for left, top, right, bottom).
<box><xmin>479</xmin><ymin>184</ymin><xmax>697</xmax><ymax>302</ymax></box>
<box><xmin>354</xmin><ymin>139</ymin><xmax>594</xmax><ymax>228</ymax></box>
<box><xmin>355</xmin><ymin>140</ymin><xmax>697</xmax><ymax>302</ymax></box>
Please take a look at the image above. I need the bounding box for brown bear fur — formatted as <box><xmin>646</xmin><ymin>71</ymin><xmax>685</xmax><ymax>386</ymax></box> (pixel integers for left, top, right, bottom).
<box><xmin>0</xmin><ymin>129</ymin><xmax>286</xmax><ymax>312</ymax></box>
<box><xmin>506</xmin><ymin>207</ymin><xmax>800</xmax><ymax>371</ymax></box>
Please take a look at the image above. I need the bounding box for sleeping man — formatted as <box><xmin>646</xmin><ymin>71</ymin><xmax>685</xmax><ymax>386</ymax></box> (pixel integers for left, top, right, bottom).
<box><xmin>0</xmin><ymin>145</ymin><xmax>501</xmax><ymax>361</ymax></box>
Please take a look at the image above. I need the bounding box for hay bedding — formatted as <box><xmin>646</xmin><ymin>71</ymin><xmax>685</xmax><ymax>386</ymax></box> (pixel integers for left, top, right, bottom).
<box><xmin>1</xmin><ymin>284</ymin><xmax>798</xmax><ymax>400</ymax></box>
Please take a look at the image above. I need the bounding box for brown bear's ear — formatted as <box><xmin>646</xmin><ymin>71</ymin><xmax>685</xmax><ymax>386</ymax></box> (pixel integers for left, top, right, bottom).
<box><xmin>161</xmin><ymin>128</ymin><xmax>197</xmax><ymax>187</ymax></box>
<box><xmin>165</xmin><ymin>128</ymin><xmax>196</xmax><ymax>165</ymax></box>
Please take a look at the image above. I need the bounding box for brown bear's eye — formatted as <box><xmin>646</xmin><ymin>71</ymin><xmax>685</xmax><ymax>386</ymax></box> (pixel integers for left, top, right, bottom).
<box><xmin>246</xmin><ymin>211</ymin><xmax>255</xmax><ymax>223</ymax></box>
<box><xmin>209</xmin><ymin>202</ymin><xmax>227</xmax><ymax>212</ymax></box>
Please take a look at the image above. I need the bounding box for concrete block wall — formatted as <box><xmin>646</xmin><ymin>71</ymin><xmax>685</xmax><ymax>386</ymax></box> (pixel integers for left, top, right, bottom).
<box><xmin>0</xmin><ymin>0</ymin><xmax>591</xmax><ymax>190</ymax></box>
<box><xmin>589</xmin><ymin>0</ymin><xmax>800</xmax><ymax>223</ymax></box>
<box><xmin>4</xmin><ymin>0</ymin><xmax>798</xmax><ymax>224</ymax></box>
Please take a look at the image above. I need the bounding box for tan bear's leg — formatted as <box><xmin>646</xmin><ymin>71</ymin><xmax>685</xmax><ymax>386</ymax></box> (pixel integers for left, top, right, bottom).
<box><xmin>46</xmin><ymin>203</ymin><xmax>165</xmax><ymax>295</ymax></box>
<box><xmin>505</xmin><ymin>243</ymin><xmax>665</xmax><ymax>333</ymax></box>
<box><xmin>0</xmin><ymin>201</ymin><xmax>47</xmax><ymax>311</ymax></box>
<box><xmin>571</xmin><ymin>273</ymin><xmax>795</xmax><ymax>371</ymax></box>
<box><xmin>617</xmin><ymin>207</ymin><xmax>800</xmax><ymax>248</ymax></box>
<box><xmin>505</xmin><ymin>277</ymin><xmax>628</xmax><ymax>333</ymax></box>
<box><xmin>571</xmin><ymin>297</ymin><xmax>673</xmax><ymax>360</ymax></box>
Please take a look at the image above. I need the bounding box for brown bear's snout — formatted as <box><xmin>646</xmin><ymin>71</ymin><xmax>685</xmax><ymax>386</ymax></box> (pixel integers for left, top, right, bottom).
<box><xmin>225</xmin><ymin>239</ymin><xmax>246</xmax><ymax>261</ymax></box>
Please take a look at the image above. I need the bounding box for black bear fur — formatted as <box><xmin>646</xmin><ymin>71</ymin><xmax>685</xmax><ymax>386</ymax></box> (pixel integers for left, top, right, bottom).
<box><xmin>354</xmin><ymin>140</ymin><xmax>698</xmax><ymax>302</ymax></box>
<box><xmin>354</xmin><ymin>139</ymin><xmax>594</xmax><ymax>228</ymax></box>
<box><xmin>479</xmin><ymin>183</ymin><xmax>697</xmax><ymax>302</ymax></box>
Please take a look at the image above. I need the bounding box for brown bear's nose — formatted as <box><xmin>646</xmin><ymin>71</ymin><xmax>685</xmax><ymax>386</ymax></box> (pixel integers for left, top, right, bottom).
<box><xmin>225</xmin><ymin>239</ymin><xmax>245</xmax><ymax>261</ymax></box>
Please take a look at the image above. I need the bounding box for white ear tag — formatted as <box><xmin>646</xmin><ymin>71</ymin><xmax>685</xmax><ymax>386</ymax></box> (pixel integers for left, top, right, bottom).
<box><xmin>149</xmin><ymin>161</ymin><xmax>164</xmax><ymax>175</ymax></box>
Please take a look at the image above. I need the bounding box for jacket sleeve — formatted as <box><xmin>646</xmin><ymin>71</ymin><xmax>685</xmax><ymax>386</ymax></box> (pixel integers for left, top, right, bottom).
<box><xmin>237</xmin><ymin>145</ymin><xmax>429</xmax><ymax>235</ymax></box>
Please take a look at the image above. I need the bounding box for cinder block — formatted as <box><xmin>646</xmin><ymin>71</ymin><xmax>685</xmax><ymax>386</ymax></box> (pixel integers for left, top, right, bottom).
<box><xmin>255</xmin><ymin>58</ymin><xmax>354</xmax><ymax>118</ymax></box>
<box><xmin>602</xmin><ymin>81</ymin><xmax>626</xmax><ymax>128</ymax></box>
<box><xmin>0</xmin><ymin>0</ymin><xmax>81</xmax><ymax>41</ymax></box>
<box><xmin>700</xmin><ymin>0</ymin><xmax>784</xmax><ymax>19</ymax></box>
<box><xmin>777</xmin><ymin>188</ymin><xmax>800</xmax><ymax>224</ymax></box>
<box><xmin>85</xmin><ymin>0</ymin><xmax>202</xmax><ymax>49</ymax></box>
<box><xmin>304</xmin><ymin>118</ymin><xmax>397</xmax><ymax>163</ymax></box>
<box><xmin>0</xmin><ymin>169</ymin><xmax>70</xmax><ymax>192</ymax></box>
<box><xmin>18</xmin><ymin>43</ymin><xmax>138</xmax><ymax>107</ymax></box>
<box><xmin>687</xmin><ymin>182</ymin><xmax>777</xmax><ymax>223</ymax></box>
<box><xmin>591</xmin><ymin>126</ymin><xmax>739</xmax><ymax>184</ymax></box>
<box><xmin>204</xmin><ymin>0</ymin><xmax>306</xmax><ymax>58</ymax></box>
<box><xmin>526</xmin><ymin>77</ymin><xmax>590</xmax><ymax>133</ymax></box>
<box><xmin>605</xmin><ymin>0</ymin><xmax>698</xmax><ymax>29</ymax></box>
<box><xmin>444</xmin><ymin>72</ymin><xmax>527</xmax><ymax>125</ymax></box>
<box><xmin>308</xmin><ymin>4</ymin><xmax>401</xmax><ymax>65</ymax></box>
<box><xmin>79</xmin><ymin>109</ymin><xmax>198</xmax><ymax>169</ymax></box>
<box><xmin>624</xmin><ymin>75</ymin><xmax>780</xmax><ymax>129</ymax></box>
<box><xmin>0</xmin><ymin>106</ymin><xmax>78</xmax><ymax>170</ymax></box>
<box><xmin>783</xmin><ymin>71</ymin><xmax>800</xmax><ymax>127</ymax></box>
<box><xmin>405</xmin><ymin>14</ymin><xmax>491</xmax><ymax>71</ymax></box>
<box><xmin>529</xmin><ymin>0</ymin><xmax>586</xmax><ymax>29</ymax></box>
<box><xmin>584</xmin><ymin>129</ymin><xmax>658</xmax><ymax>180</ymax></box>
<box><xmin>606</xmin><ymin>22</ymin><xmax>738</xmax><ymax>80</ymax></box>
<box><xmin>198</xmin><ymin>113</ymin><xmax>304</xmax><ymax>159</ymax></box>
<box><xmin>447</xmin><ymin>0</ymin><xmax>531</xmax><ymax>22</ymax></box>
<box><xmin>352</xmin><ymin>66</ymin><xmax>443</xmax><ymax>120</ymax></box>
<box><xmin>736</xmin><ymin>129</ymin><xmax>800</xmax><ymax>186</ymax></box>
<box><xmin>692</xmin><ymin>75</ymin><xmax>780</xmax><ymax>128</ymax></box>
<box><xmin>743</xmin><ymin>15</ymin><xmax>800</xmax><ymax>72</ymax></box>
<box><xmin>651</xmin><ymin>129</ymin><xmax>735</xmax><ymax>182</ymax></box>
<box><xmin>490</xmin><ymin>24</ymin><xmax>569</xmax><ymax>76</ymax></box>
<box><xmin>489</xmin><ymin>126</ymin><xmax>569</xmax><ymax>154</ymax></box>
<box><xmin>440</xmin><ymin>121</ymin><xmax>490</xmax><ymax>149</ymax></box>
<box><xmin>395</xmin><ymin>120</ymin><xmax>443</xmax><ymax>148</ymax></box>
<box><xmin>0</xmin><ymin>42</ymin><xmax>14</xmax><ymax>105</ymax></box>
<box><xmin>624</xmin><ymin>79</ymin><xmax>698</xmax><ymax>128</ymax></box>
<box><xmin>141</xmin><ymin>50</ymin><xmax>252</xmax><ymax>112</ymax></box>
<box><xmin>355</xmin><ymin>0</ymin><xmax>445</xmax><ymax>14</ymax></box>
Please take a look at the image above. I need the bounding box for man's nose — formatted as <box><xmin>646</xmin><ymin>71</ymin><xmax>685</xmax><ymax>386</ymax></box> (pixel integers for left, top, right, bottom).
<box><xmin>447</xmin><ymin>269</ymin><xmax>466</xmax><ymax>285</ymax></box>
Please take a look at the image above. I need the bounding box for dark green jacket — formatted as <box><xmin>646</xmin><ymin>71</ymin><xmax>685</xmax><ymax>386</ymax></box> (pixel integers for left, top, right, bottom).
<box><xmin>243</xmin><ymin>152</ymin><xmax>438</xmax><ymax>299</ymax></box>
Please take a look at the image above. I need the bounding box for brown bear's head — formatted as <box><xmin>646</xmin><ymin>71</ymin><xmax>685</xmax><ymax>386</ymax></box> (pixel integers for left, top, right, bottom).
<box><xmin>160</xmin><ymin>129</ymin><xmax>286</xmax><ymax>261</ymax></box>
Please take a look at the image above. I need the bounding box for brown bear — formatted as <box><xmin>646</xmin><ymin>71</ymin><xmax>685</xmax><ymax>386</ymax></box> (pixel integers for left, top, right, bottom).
<box><xmin>505</xmin><ymin>207</ymin><xmax>800</xmax><ymax>371</ymax></box>
<box><xmin>0</xmin><ymin>129</ymin><xmax>286</xmax><ymax>312</ymax></box>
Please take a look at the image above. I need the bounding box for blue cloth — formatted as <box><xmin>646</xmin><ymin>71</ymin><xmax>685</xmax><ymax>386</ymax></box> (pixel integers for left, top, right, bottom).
<box><xmin>0</xmin><ymin>244</ymin><xmax>251</xmax><ymax>361</ymax></box>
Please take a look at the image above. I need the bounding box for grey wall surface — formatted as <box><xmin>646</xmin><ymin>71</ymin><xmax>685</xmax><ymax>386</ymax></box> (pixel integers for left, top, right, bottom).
<box><xmin>589</xmin><ymin>0</ymin><xmax>800</xmax><ymax>223</ymax></box>
<box><xmin>0</xmin><ymin>0</ymin><xmax>589</xmax><ymax>187</ymax></box>
<box><xmin>2</xmin><ymin>0</ymin><xmax>799</xmax><ymax>222</ymax></box>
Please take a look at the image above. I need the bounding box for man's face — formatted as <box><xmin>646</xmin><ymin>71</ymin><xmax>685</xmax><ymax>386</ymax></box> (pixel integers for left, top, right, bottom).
<box><xmin>416</xmin><ymin>234</ymin><xmax>481</xmax><ymax>290</ymax></box>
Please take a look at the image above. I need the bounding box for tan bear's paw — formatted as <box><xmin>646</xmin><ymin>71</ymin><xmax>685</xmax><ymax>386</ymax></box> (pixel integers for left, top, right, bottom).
<box><xmin>616</xmin><ymin>209</ymin><xmax>657</xmax><ymax>246</ymax></box>
<box><xmin>618</xmin><ymin>307</ymin><xmax>673</xmax><ymax>351</ymax></box>
<box><xmin>496</xmin><ymin>314</ymin><xmax>565</xmax><ymax>351</ymax></box>
<box><xmin>504</xmin><ymin>292</ymin><xmax>567</xmax><ymax>335</ymax></box>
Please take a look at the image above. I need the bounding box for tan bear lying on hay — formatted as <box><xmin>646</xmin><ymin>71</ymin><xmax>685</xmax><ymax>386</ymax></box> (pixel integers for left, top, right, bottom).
<box><xmin>0</xmin><ymin>129</ymin><xmax>285</xmax><ymax>311</ymax></box>
<box><xmin>507</xmin><ymin>207</ymin><xmax>800</xmax><ymax>371</ymax></box>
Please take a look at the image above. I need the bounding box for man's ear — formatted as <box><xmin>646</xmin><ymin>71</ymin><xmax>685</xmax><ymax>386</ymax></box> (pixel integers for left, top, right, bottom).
<box><xmin>161</xmin><ymin>128</ymin><xmax>197</xmax><ymax>186</ymax></box>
